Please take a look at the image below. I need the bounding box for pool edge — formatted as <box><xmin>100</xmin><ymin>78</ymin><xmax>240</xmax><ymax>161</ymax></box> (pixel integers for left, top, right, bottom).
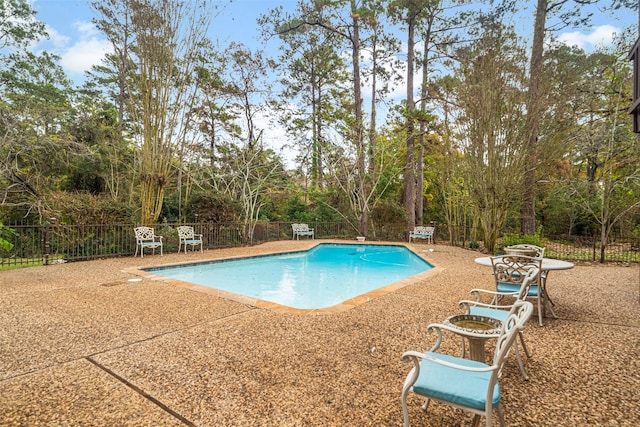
<box><xmin>122</xmin><ymin>241</ymin><xmax>444</xmax><ymax>315</ymax></box>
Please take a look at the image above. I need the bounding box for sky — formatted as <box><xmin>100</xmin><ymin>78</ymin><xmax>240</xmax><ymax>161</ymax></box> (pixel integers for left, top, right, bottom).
<box><xmin>32</xmin><ymin>0</ymin><xmax>289</xmax><ymax>84</ymax></box>
<box><xmin>31</xmin><ymin>0</ymin><xmax>637</xmax><ymax>87</ymax></box>
<box><xmin>27</xmin><ymin>0</ymin><xmax>639</xmax><ymax>167</ymax></box>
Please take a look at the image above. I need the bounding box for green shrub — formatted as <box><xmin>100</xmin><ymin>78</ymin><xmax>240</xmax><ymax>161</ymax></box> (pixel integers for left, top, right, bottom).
<box><xmin>501</xmin><ymin>225</ymin><xmax>544</xmax><ymax>250</ymax></box>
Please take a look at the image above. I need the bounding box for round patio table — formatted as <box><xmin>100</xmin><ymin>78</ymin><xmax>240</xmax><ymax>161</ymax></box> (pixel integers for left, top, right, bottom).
<box><xmin>443</xmin><ymin>314</ymin><xmax>502</xmax><ymax>363</ymax></box>
<box><xmin>474</xmin><ymin>256</ymin><xmax>574</xmax><ymax>319</ymax></box>
<box><xmin>474</xmin><ymin>256</ymin><xmax>574</xmax><ymax>271</ymax></box>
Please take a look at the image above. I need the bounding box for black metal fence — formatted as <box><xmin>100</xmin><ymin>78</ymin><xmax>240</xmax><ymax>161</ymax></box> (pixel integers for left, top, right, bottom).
<box><xmin>0</xmin><ymin>221</ymin><xmax>638</xmax><ymax>268</ymax></box>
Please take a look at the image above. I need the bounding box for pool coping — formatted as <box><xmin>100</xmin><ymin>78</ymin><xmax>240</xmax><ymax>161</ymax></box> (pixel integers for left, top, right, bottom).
<box><xmin>122</xmin><ymin>241</ymin><xmax>444</xmax><ymax>315</ymax></box>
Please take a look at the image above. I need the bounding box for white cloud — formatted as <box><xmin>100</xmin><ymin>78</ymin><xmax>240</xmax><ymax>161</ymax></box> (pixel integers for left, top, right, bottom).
<box><xmin>60</xmin><ymin>36</ymin><xmax>111</xmax><ymax>74</ymax></box>
<box><xmin>33</xmin><ymin>20</ymin><xmax>111</xmax><ymax>81</ymax></box>
<box><xmin>58</xmin><ymin>21</ymin><xmax>111</xmax><ymax>75</ymax></box>
<box><xmin>41</xmin><ymin>25</ymin><xmax>70</xmax><ymax>49</ymax></box>
<box><xmin>557</xmin><ymin>24</ymin><xmax>621</xmax><ymax>50</ymax></box>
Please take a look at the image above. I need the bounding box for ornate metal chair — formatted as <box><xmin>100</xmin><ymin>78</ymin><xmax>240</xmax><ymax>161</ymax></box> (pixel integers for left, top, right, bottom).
<box><xmin>177</xmin><ymin>225</ymin><xmax>203</xmax><ymax>254</ymax></box>
<box><xmin>401</xmin><ymin>301</ymin><xmax>534</xmax><ymax>427</ymax></box>
<box><xmin>291</xmin><ymin>223</ymin><xmax>314</xmax><ymax>240</ymax></box>
<box><xmin>504</xmin><ymin>244</ymin><xmax>553</xmax><ymax>306</ymax></box>
<box><xmin>490</xmin><ymin>255</ymin><xmax>546</xmax><ymax>326</ymax></box>
<box><xmin>458</xmin><ymin>266</ymin><xmax>540</xmax><ymax>380</ymax></box>
<box><xmin>134</xmin><ymin>226</ymin><xmax>163</xmax><ymax>258</ymax></box>
<box><xmin>409</xmin><ymin>226</ymin><xmax>434</xmax><ymax>243</ymax></box>
<box><xmin>503</xmin><ymin>244</ymin><xmax>545</xmax><ymax>258</ymax></box>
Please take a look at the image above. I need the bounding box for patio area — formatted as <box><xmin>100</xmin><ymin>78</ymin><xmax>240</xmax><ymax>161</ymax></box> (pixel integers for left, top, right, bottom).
<box><xmin>1</xmin><ymin>241</ymin><xmax>638</xmax><ymax>426</ymax></box>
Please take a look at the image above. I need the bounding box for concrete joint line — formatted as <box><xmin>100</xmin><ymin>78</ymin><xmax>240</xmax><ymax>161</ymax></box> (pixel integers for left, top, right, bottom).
<box><xmin>85</xmin><ymin>357</ymin><xmax>196</xmax><ymax>427</ymax></box>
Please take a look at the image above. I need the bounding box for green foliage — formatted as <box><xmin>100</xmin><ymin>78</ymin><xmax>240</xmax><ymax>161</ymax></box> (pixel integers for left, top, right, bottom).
<box><xmin>501</xmin><ymin>225</ymin><xmax>544</xmax><ymax>249</ymax></box>
<box><xmin>0</xmin><ymin>222</ymin><xmax>15</xmax><ymax>252</ymax></box>
<box><xmin>43</xmin><ymin>192</ymin><xmax>135</xmax><ymax>224</ymax></box>
<box><xmin>284</xmin><ymin>196</ymin><xmax>311</xmax><ymax>221</ymax></box>
<box><xmin>371</xmin><ymin>199</ymin><xmax>405</xmax><ymax>225</ymax></box>
<box><xmin>0</xmin><ymin>0</ymin><xmax>47</xmax><ymax>49</ymax></box>
<box><xmin>185</xmin><ymin>192</ymin><xmax>241</xmax><ymax>223</ymax></box>
<box><xmin>310</xmin><ymin>190</ymin><xmax>351</xmax><ymax>222</ymax></box>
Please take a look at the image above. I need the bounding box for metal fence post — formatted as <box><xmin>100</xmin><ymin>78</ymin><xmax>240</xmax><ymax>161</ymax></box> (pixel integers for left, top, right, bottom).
<box><xmin>44</xmin><ymin>218</ymin><xmax>56</xmax><ymax>265</ymax></box>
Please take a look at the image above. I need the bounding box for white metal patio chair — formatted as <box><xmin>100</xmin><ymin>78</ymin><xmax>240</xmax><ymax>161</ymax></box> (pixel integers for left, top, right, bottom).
<box><xmin>409</xmin><ymin>226</ymin><xmax>434</xmax><ymax>243</ymax></box>
<box><xmin>134</xmin><ymin>226</ymin><xmax>163</xmax><ymax>258</ymax></box>
<box><xmin>503</xmin><ymin>244</ymin><xmax>545</xmax><ymax>258</ymax></box>
<box><xmin>458</xmin><ymin>266</ymin><xmax>540</xmax><ymax>380</ymax></box>
<box><xmin>504</xmin><ymin>244</ymin><xmax>554</xmax><ymax>306</ymax></box>
<box><xmin>177</xmin><ymin>225</ymin><xmax>203</xmax><ymax>254</ymax></box>
<box><xmin>490</xmin><ymin>255</ymin><xmax>547</xmax><ymax>326</ymax></box>
<box><xmin>292</xmin><ymin>223</ymin><xmax>314</xmax><ymax>240</ymax></box>
<box><xmin>401</xmin><ymin>301</ymin><xmax>534</xmax><ymax>427</ymax></box>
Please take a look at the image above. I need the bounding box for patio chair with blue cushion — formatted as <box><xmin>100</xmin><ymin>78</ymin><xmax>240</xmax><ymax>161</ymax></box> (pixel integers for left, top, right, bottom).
<box><xmin>177</xmin><ymin>225</ymin><xmax>203</xmax><ymax>254</ymax></box>
<box><xmin>134</xmin><ymin>226</ymin><xmax>163</xmax><ymax>258</ymax></box>
<box><xmin>504</xmin><ymin>244</ymin><xmax>553</xmax><ymax>305</ymax></box>
<box><xmin>490</xmin><ymin>255</ymin><xmax>546</xmax><ymax>326</ymax></box>
<box><xmin>401</xmin><ymin>301</ymin><xmax>534</xmax><ymax>427</ymax></box>
<box><xmin>504</xmin><ymin>244</ymin><xmax>545</xmax><ymax>258</ymax></box>
<box><xmin>458</xmin><ymin>266</ymin><xmax>540</xmax><ymax>380</ymax></box>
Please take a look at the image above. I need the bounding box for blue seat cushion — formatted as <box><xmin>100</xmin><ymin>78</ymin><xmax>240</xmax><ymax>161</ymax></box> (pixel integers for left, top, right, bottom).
<box><xmin>497</xmin><ymin>283</ymin><xmax>540</xmax><ymax>297</ymax></box>
<box><xmin>412</xmin><ymin>352</ymin><xmax>499</xmax><ymax>411</ymax></box>
<box><xmin>469</xmin><ymin>306</ymin><xmax>508</xmax><ymax>323</ymax></box>
<box><xmin>183</xmin><ymin>239</ymin><xmax>201</xmax><ymax>244</ymax></box>
<box><xmin>140</xmin><ymin>241</ymin><xmax>161</xmax><ymax>247</ymax></box>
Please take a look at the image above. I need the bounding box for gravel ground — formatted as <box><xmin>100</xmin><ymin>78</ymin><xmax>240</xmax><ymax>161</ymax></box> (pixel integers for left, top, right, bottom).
<box><xmin>0</xmin><ymin>241</ymin><xmax>638</xmax><ymax>426</ymax></box>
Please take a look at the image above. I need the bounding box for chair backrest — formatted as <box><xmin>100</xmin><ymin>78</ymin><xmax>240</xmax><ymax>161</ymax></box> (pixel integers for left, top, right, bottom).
<box><xmin>493</xmin><ymin>301</ymin><xmax>534</xmax><ymax>371</ymax></box>
<box><xmin>134</xmin><ymin>226</ymin><xmax>155</xmax><ymax>241</ymax></box>
<box><xmin>292</xmin><ymin>223</ymin><xmax>309</xmax><ymax>232</ymax></box>
<box><xmin>513</xmin><ymin>266</ymin><xmax>540</xmax><ymax>300</ymax></box>
<box><xmin>177</xmin><ymin>225</ymin><xmax>195</xmax><ymax>239</ymax></box>
<box><xmin>413</xmin><ymin>226</ymin><xmax>434</xmax><ymax>235</ymax></box>
<box><xmin>490</xmin><ymin>255</ymin><xmax>542</xmax><ymax>295</ymax></box>
<box><xmin>505</xmin><ymin>244</ymin><xmax>545</xmax><ymax>258</ymax></box>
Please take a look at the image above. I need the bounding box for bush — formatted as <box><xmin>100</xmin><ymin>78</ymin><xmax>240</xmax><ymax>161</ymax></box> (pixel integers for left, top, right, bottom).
<box><xmin>501</xmin><ymin>225</ymin><xmax>544</xmax><ymax>250</ymax></box>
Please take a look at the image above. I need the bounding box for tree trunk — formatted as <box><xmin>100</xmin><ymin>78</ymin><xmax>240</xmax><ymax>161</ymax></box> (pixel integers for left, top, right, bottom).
<box><xmin>521</xmin><ymin>0</ymin><xmax>547</xmax><ymax>235</ymax></box>
<box><xmin>404</xmin><ymin>18</ymin><xmax>416</xmax><ymax>230</ymax></box>
<box><xmin>350</xmin><ymin>2</ymin><xmax>366</xmax><ymax>236</ymax></box>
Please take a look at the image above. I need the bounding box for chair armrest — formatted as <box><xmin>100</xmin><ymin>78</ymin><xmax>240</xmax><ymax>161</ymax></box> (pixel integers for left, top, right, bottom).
<box><xmin>402</xmin><ymin>350</ymin><xmax>495</xmax><ymax>373</ymax></box>
<box><xmin>469</xmin><ymin>288</ymin><xmax>519</xmax><ymax>300</ymax></box>
<box><xmin>427</xmin><ymin>322</ymin><xmax>500</xmax><ymax>340</ymax></box>
<box><xmin>458</xmin><ymin>299</ymin><xmax>517</xmax><ymax>311</ymax></box>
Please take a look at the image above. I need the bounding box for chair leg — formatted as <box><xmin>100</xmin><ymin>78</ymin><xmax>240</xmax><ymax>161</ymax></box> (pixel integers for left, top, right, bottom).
<box><xmin>518</xmin><ymin>331</ymin><xmax>531</xmax><ymax>358</ymax></box>
<box><xmin>401</xmin><ymin>393</ymin><xmax>411</xmax><ymax>427</ymax></box>
<box><xmin>496</xmin><ymin>403</ymin><xmax>506</xmax><ymax>427</ymax></box>
<box><xmin>537</xmin><ymin>297</ymin><xmax>544</xmax><ymax>326</ymax></box>
<box><xmin>471</xmin><ymin>414</ymin><xmax>482</xmax><ymax>427</ymax></box>
<box><xmin>513</xmin><ymin>344</ymin><xmax>530</xmax><ymax>380</ymax></box>
<box><xmin>543</xmin><ymin>290</ymin><xmax>557</xmax><ymax>318</ymax></box>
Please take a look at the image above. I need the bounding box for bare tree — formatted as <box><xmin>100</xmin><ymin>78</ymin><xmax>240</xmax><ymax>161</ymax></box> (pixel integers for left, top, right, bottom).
<box><xmin>451</xmin><ymin>21</ymin><xmax>529</xmax><ymax>252</ymax></box>
<box><xmin>93</xmin><ymin>0</ymin><xmax>212</xmax><ymax>224</ymax></box>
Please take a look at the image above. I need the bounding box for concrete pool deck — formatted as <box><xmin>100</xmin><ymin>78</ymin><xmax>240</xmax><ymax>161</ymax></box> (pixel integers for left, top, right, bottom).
<box><xmin>1</xmin><ymin>240</ymin><xmax>638</xmax><ymax>426</ymax></box>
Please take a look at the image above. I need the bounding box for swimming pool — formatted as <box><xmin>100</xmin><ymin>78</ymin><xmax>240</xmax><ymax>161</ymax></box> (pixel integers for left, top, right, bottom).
<box><xmin>144</xmin><ymin>243</ymin><xmax>433</xmax><ymax>310</ymax></box>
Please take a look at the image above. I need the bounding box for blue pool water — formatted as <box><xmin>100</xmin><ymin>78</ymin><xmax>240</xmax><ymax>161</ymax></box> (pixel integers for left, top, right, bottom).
<box><xmin>145</xmin><ymin>243</ymin><xmax>432</xmax><ymax>309</ymax></box>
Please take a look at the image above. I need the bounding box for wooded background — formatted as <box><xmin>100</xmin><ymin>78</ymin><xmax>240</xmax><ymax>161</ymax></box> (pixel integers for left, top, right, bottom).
<box><xmin>1</xmin><ymin>0</ymin><xmax>638</xmax><ymax>260</ymax></box>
